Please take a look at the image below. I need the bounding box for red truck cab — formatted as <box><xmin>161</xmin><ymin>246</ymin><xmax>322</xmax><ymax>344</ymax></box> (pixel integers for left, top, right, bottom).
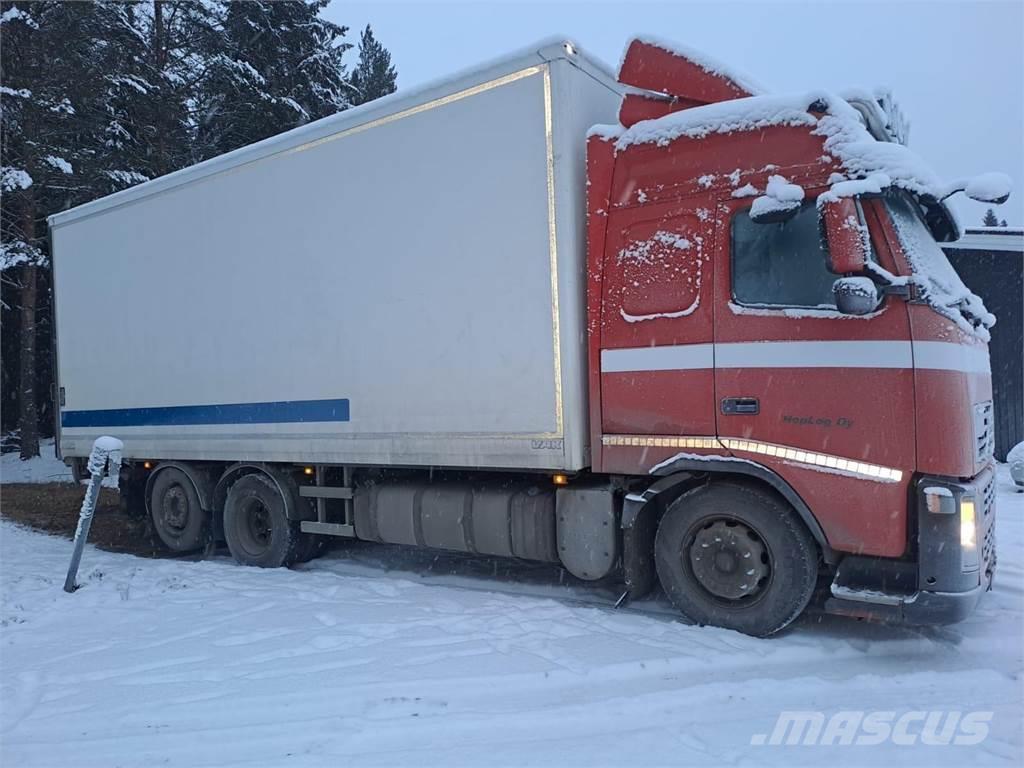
<box><xmin>586</xmin><ymin>38</ymin><xmax>1001</xmax><ymax>634</ymax></box>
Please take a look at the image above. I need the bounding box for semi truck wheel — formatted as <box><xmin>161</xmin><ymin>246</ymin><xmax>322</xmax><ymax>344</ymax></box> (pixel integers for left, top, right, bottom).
<box><xmin>654</xmin><ymin>482</ymin><xmax>818</xmax><ymax>637</ymax></box>
<box><xmin>149</xmin><ymin>467</ymin><xmax>209</xmax><ymax>552</ymax></box>
<box><xmin>292</xmin><ymin>532</ymin><xmax>327</xmax><ymax>564</ymax></box>
<box><xmin>223</xmin><ymin>473</ymin><xmax>302</xmax><ymax>568</ymax></box>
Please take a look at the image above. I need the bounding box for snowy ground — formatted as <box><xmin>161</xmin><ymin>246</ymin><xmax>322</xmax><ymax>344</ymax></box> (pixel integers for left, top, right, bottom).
<box><xmin>0</xmin><ymin>440</ymin><xmax>73</xmax><ymax>484</ymax></box>
<box><xmin>1</xmin><ymin>469</ymin><xmax>1021</xmax><ymax>767</ymax></box>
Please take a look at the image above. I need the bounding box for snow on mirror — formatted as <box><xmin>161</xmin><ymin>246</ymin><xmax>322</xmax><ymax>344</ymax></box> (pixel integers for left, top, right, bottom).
<box><xmin>832</xmin><ymin>276</ymin><xmax>879</xmax><ymax>316</ymax></box>
<box><xmin>942</xmin><ymin>171</ymin><xmax>1013</xmax><ymax>205</ymax></box>
<box><xmin>749</xmin><ymin>175</ymin><xmax>805</xmax><ymax>224</ymax></box>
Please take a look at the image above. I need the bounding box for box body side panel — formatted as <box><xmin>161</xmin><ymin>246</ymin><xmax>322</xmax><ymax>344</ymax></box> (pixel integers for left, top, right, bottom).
<box><xmin>54</xmin><ymin>63</ymin><xmax>615</xmax><ymax>470</ymax></box>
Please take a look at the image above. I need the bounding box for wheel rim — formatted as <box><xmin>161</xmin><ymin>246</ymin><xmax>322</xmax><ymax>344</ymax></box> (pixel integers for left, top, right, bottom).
<box><xmin>160</xmin><ymin>485</ymin><xmax>190</xmax><ymax>534</ymax></box>
<box><xmin>686</xmin><ymin>518</ymin><xmax>772</xmax><ymax>603</ymax></box>
<box><xmin>237</xmin><ymin>497</ymin><xmax>274</xmax><ymax>556</ymax></box>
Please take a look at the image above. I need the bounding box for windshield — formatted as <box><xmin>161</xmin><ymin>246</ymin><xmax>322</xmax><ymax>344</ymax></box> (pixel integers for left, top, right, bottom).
<box><xmin>883</xmin><ymin>194</ymin><xmax>994</xmax><ymax>340</ymax></box>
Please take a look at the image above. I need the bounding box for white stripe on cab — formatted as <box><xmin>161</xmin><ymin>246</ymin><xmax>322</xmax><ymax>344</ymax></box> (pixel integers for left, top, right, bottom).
<box><xmin>599</xmin><ymin>340</ymin><xmax>988</xmax><ymax>375</ymax></box>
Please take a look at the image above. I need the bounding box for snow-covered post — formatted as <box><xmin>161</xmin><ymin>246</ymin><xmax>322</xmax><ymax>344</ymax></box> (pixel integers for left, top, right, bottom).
<box><xmin>63</xmin><ymin>436</ymin><xmax>123</xmax><ymax>594</ymax></box>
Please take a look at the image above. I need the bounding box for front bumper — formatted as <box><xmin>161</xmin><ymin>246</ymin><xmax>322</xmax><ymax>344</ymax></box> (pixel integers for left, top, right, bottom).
<box><xmin>824</xmin><ymin>467</ymin><xmax>996</xmax><ymax>626</ymax></box>
<box><xmin>826</xmin><ymin>570</ymin><xmax>992</xmax><ymax>625</ymax></box>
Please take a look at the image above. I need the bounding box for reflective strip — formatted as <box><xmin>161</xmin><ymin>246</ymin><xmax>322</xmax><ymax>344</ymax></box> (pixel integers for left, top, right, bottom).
<box><xmin>601</xmin><ymin>433</ymin><xmax>903</xmax><ymax>483</ymax></box>
<box><xmin>600</xmin><ymin>343</ymin><xmax>713</xmax><ymax>373</ymax></box>
<box><xmin>715</xmin><ymin>341</ymin><xmax>912</xmax><ymax>369</ymax></box>
<box><xmin>602</xmin><ymin>434</ymin><xmax>719</xmax><ymax>449</ymax></box>
<box><xmin>719</xmin><ymin>437</ymin><xmax>903</xmax><ymax>482</ymax></box>
<box><xmin>600</xmin><ymin>340</ymin><xmax>988</xmax><ymax>374</ymax></box>
<box><xmin>913</xmin><ymin>341</ymin><xmax>990</xmax><ymax>375</ymax></box>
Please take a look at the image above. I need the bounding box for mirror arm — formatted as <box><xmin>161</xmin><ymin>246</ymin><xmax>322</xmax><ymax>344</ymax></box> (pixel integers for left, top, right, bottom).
<box><xmin>880</xmin><ymin>282</ymin><xmax>911</xmax><ymax>299</ymax></box>
<box><xmin>863</xmin><ymin>262</ymin><xmax>913</xmax><ymax>300</ymax></box>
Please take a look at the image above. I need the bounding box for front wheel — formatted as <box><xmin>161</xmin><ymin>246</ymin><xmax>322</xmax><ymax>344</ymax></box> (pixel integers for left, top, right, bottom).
<box><xmin>655</xmin><ymin>482</ymin><xmax>818</xmax><ymax>637</ymax></box>
<box><xmin>223</xmin><ymin>474</ymin><xmax>302</xmax><ymax>568</ymax></box>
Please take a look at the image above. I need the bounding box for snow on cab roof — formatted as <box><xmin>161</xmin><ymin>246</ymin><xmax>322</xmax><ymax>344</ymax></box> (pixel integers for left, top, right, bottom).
<box><xmin>588</xmin><ymin>36</ymin><xmax>1011</xmax><ymax>343</ymax></box>
<box><xmin>592</xmin><ymin>88</ymin><xmax>1010</xmax><ymax>216</ymax></box>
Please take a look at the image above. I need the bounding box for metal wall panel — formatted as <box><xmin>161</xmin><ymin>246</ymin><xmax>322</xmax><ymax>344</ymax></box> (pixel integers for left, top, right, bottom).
<box><xmin>51</xmin><ymin>44</ymin><xmax>620</xmax><ymax>471</ymax></box>
<box><xmin>945</xmin><ymin>245</ymin><xmax>1023</xmax><ymax>460</ymax></box>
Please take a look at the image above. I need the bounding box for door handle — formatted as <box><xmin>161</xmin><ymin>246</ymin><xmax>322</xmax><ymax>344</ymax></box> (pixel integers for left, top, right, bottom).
<box><xmin>722</xmin><ymin>397</ymin><xmax>759</xmax><ymax>415</ymax></box>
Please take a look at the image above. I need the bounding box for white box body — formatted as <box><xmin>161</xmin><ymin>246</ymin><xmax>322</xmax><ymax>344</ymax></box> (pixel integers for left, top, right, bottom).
<box><xmin>50</xmin><ymin>41</ymin><xmax>619</xmax><ymax>471</ymax></box>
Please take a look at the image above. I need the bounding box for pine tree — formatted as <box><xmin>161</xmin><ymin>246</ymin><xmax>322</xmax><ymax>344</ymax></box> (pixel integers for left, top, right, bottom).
<box><xmin>1000</xmin><ymin>219</ymin><xmax>1008</xmax><ymax>227</ymax></box>
<box><xmin>348</xmin><ymin>25</ymin><xmax>397</xmax><ymax>106</ymax></box>
<box><xmin>1</xmin><ymin>0</ymin><xmax>399</xmax><ymax>452</ymax></box>
<box><xmin>0</xmin><ymin>1</ymin><xmax>212</xmax><ymax>454</ymax></box>
<box><xmin>1</xmin><ymin>1</ymin><xmax>117</xmax><ymax>457</ymax></box>
<box><xmin>199</xmin><ymin>0</ymin><xmax>353</xmax><ymax>155</ymax></box>
<box><xmin>982</xmin><ymin>208</ymin><xmax>1000</xmax><ymax>227</ymax></box>
<box><xmin>103</xmin><ymin>1</ymin><xmax>222</xmax><ymax>182</ymax></box>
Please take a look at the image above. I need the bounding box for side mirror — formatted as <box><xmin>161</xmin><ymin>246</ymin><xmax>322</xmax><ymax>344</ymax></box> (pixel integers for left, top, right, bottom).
<box><xmin>833</xmin><ymin>277</ymin><xmax>879</xmax><ymax>316</ymax></box>
<box><xmin>749</xmin><ymin>195</ymin><xmax>800</xmax><ymax>224</ymax></box>
<box><xmin>749</xmin><ymin>177</ymin><xmax>804</xmax><ymax>224</ymax></box>
<box><xmin>943</xmin><ymin>172</ymin><xmax>1012</xmax><ymax>205</ymax></box>
<box><xmin>820</xmin><ymin>197</ymin><xmax>869</xmax><ymax>274</ymax></box>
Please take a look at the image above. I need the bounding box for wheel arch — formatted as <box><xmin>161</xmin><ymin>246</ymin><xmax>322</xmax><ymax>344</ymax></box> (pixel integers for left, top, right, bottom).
<box><xmin>646</xmin><ymin>456</ymin><xmax>835</xmax><ymax>564</ymax></box>
<box><xmin>621</xmin><ymin>458</ymin><xmax>836</xmax><ymax>600</ymax></box>
<box><xmin>145</xmin><ymin>461</ymin><xmax>217</xmax><ymax>518</ymax></box>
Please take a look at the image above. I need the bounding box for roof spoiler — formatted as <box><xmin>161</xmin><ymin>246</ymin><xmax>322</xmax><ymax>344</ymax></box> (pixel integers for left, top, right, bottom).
<box><xmin>617</xmin><ymin>38</ymin><xmax>756</xmax><ymax>128</ymax></box>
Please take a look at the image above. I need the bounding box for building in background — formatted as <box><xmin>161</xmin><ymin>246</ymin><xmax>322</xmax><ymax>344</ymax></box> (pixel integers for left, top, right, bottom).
<box><xmin>945</xmin><ymin>228</ymin><xmax>1024</xmax><ymax>460</ymax></box>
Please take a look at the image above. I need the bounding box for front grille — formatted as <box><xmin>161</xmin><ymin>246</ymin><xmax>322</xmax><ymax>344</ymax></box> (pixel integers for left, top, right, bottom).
<box><xmin>974</xmin><ymin>401</ymin><xmax>995</xmax><ymax>465</ymax></box>
<box><xmin>980</xmin><ymin>471</ymin><xmax>996</xmax><ymax>568</ymax></box>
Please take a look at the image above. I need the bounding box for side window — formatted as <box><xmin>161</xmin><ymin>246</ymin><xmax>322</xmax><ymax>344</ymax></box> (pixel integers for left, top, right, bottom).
<box><xmin>731</xmin><ymin>202</ymin><xmax>841</xmax><ymax>308</ymax></box>
<box><xmin>615</xmin><ymin>216</ymin><xmax>704</xmax><ymax>322</ymax></box>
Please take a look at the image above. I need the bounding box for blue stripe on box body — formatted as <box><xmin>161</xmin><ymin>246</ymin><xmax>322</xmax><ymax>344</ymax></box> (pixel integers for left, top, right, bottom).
<box><xmin>61</xmin><ymin>398</ymin><xmax>350</xmax><ymax>428</ymax></box>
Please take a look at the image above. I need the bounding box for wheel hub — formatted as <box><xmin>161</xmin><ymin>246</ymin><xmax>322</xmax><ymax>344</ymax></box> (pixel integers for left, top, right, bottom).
<box><xmin>162</xmin><ymin>486</ymin><xmax>189</xmax><ymax>532</ymax></box>
<box><xmin>245</xmin><ymin>502</ymin><xmax>272</xmax><ymax>548</ymax></box>
<box><xmin>688</xmin><ymin>519</ymin><xmax>770</xmax><ymax>601</ymax></box>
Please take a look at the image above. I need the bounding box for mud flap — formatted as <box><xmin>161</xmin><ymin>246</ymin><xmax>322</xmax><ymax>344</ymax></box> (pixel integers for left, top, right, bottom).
<box><xmin>621</xmin><ymin>472</ymin><xmax>696</xmax><ymax>601</ymax></box>
<box><xmin>623</xmin><ymin>499</ymin><xmax>658</xmax><ymax>600</ymax></box>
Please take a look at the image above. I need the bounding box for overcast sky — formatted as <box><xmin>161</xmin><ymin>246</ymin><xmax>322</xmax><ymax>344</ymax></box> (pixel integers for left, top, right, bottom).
<box><xmin>331</xmin><ymin>0</ymin><xmax>1024</xmax><ymax>227</ymax></box>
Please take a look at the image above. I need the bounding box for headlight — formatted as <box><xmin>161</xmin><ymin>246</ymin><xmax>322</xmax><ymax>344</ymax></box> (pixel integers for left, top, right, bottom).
<box><xmin>960</xmin><ymin>496</ymin><xmax>979</xmax><ymax>570</ymax></box>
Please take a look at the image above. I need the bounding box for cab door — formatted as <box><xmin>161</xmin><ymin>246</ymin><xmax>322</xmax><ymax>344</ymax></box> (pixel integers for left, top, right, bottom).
<box><xmin>600</xmin><ymin>198</ymin><xmax>716</xmax><ymax>437</ymax></box>
<box><xmin>712</xmin><ymin>193</ymin><xmax>915</xmax><ymax>557</ymax></box>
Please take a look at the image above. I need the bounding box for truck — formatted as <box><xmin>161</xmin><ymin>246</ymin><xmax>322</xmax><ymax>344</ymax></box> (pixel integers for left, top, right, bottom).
<box><xmin>48</xmin><ymin>37</ymin><xmax>1008</xmax><ymax>636</ymax></box>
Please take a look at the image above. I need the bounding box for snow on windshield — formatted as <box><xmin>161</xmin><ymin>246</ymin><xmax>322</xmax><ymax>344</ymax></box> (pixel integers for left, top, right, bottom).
<box><xmin>886</xmin><ymin>195</ymin><xmax>995</xmax><ymax>340</ymax></box>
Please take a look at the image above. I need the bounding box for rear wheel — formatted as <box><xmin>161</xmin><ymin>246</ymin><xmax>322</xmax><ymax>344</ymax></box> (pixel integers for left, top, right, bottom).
<box><xmin>655</xmin><ymin>482</ymin><xmax>818</xmax><ymax>637</ymax></box>
<box><xmin>149</xmin><ymin>467</ymin><xmax>208</xmax><ymax>552</ymax></box>
<box><xmin>223</xmin><ymin>474</ymin><xmax>302</xmax><ymax>568</ymax></box>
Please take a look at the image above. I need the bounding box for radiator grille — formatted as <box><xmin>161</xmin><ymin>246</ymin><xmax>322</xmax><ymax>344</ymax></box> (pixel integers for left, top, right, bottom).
<box><xmin>980</xmin><ymin>471</ymin><xmax>997</xmax><ymax>568</ymax></box>
<box><xmin>974</xmin><ymin>401</ymin><xmax>995</xmax><ymax>465</ymax></box>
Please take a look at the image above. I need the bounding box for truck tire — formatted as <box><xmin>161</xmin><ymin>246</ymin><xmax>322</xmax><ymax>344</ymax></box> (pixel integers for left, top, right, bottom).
<box><xmin>149</xmin><ymin>467</ymin><xmax>209</xmax><ymax>552</ymax></box>
<box><xmin>223</xmin><ymin>473</ymin><xmax>302</xmax><ymax>568</ymax></box>
<box><xmin>655</xmin><ymin>482</ymin><xmax>818</xmax><ymax>637</ymax></box>
<box><xmin>292</xmin><ymin>533</ymin><xmax>327</xmax><ymax>564</ymax></box>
